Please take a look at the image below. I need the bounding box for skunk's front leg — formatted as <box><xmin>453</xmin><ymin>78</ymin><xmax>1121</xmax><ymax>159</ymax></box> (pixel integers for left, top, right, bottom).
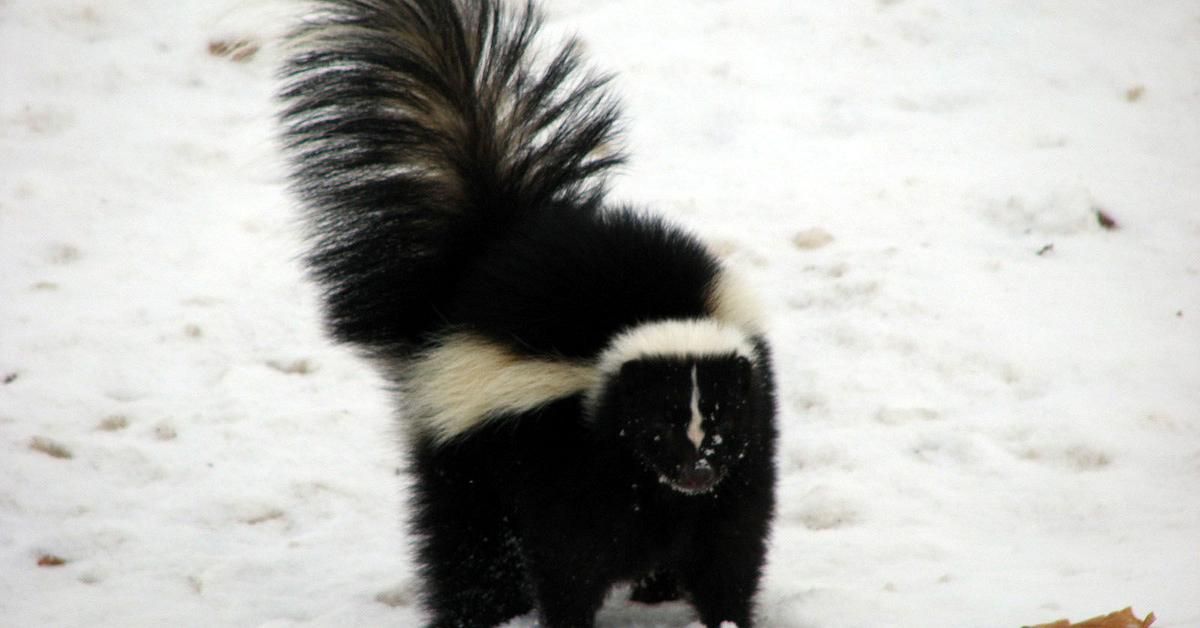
<box><xmin>681</xmin><ymin>509</ymin><xmax>770</xmax><ymax>627</ymax></box>
<box><xmin>528</xmin><ymin>563</ymin><xmax>608</xmax><ymax>628</ymax></box>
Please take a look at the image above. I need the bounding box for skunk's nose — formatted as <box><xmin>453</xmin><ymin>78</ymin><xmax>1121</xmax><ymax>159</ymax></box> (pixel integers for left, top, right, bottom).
<box><xmin>677</xmin><ymin>463</ymin><xmax>717</xmax><ymax>492</ymax></box>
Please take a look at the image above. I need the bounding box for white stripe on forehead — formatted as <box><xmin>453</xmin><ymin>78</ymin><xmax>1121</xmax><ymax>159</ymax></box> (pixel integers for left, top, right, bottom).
<box><xmin>596</xmin><ymin>318</ymin><xmax>756</xmax><ymax>377</ymax></box>
<box><xmin>687</xmin><ymin>365</ymin><xmax>705</xmax><ymax>450</ymax></box>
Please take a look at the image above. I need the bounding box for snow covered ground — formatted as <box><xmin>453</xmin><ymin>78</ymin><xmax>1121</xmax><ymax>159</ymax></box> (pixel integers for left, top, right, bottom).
<box><xmin>2</xmin><ymin>0</ymin><xmax>1198</xmax><ymax>626</ymax></box>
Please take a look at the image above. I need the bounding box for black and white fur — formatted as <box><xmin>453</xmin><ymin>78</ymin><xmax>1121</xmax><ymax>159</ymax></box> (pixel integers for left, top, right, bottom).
<box><xmin>279</xmin><ymin>1</ymin><xmax>778</xmax><ymax>626</ymax></box>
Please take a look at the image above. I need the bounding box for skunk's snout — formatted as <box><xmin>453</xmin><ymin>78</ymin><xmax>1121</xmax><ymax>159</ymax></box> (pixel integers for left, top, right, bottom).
<box><xmin>674</xmin><ymin>460</ymin><xmax>719</xmax><ymax>493</ymax></box>
<box><xmin>678</xmin><ymin>465</ymin><xmax>716</xmax><ymax>490</ymax></box>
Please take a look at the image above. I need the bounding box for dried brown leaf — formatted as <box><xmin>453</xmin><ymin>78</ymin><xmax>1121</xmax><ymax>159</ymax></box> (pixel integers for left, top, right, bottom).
<box><xmin>1026</xmin><ymin>607</ymin><xmax>1156</xmax><ymax>628</ymax></box>
<box><xmin>30</xmin><ymin>436</ymin><xmax>73</xmax><ymax>459</ymax></box>
<box><xmin>1096</xmin><ymin>209</ymin><xmax>1119</xmax><ymax>230</ymax></box>
<box><xmin>38</xmin><ymin>554</ymin><xmax>67</xmax><ymax>567</ymax></box>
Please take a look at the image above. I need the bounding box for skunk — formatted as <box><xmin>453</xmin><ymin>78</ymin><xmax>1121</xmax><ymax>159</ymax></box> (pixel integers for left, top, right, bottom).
<box><xmin>279</xmin><ymin>1</ymin><xmax>778</xmax><ymax>626</ymax></box>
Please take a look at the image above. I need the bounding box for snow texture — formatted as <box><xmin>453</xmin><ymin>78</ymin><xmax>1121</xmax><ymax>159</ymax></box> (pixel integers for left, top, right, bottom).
<box><xmin>2</xmin><ymin>1</ymin><xmax>1199</xmax><ymax>626</ymax></box>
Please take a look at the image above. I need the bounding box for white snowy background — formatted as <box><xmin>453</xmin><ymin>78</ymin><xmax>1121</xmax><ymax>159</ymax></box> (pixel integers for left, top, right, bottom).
<box><xmin>2</xmin><ymin>0</ymin><xmax>1198</xmax><ymax>626</ymax></box>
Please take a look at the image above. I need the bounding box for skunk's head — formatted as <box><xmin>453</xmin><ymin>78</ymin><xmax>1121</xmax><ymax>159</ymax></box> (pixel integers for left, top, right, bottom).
<box><xmin>590</xmin><ymin>320</ymin><xmax>765</xmax><ymax>495</ymax></box>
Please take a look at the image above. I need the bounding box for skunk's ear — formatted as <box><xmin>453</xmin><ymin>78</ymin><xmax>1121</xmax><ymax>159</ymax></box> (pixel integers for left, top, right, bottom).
<box><xmin>618</xmin><ymin>359</ymin><xmax>654</xmax><ymax>383</ymax></box>
<box><xmin>615</xmin><ymin>360</ymin><xmax>653</xmax><ymax>401</ymax></box>
<box><xmin>618</xmin><ymin>360</ymin><xmax>640</xmax><ymax>379</ymax></box>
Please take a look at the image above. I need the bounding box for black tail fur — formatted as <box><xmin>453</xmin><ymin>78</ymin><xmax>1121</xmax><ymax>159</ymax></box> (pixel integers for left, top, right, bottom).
<box><xmin>279</xmin><ymin>0</ymin><xmax>624</xmax><ymax>350</ymax></box>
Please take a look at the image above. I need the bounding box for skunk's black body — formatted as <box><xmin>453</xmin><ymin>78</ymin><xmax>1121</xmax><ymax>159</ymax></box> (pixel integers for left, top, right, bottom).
<box><xmin>280</xmin><ymin>1</ymin><xmax>777</xmax><ymax>626</ymax></box>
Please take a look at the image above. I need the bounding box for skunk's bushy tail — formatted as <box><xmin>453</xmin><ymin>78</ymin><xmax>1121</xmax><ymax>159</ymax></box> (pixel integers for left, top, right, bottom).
<box><xmin>279</xmin><ymin>0</ymin><xmax>623</xmax><ymax>350</ymax></box>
